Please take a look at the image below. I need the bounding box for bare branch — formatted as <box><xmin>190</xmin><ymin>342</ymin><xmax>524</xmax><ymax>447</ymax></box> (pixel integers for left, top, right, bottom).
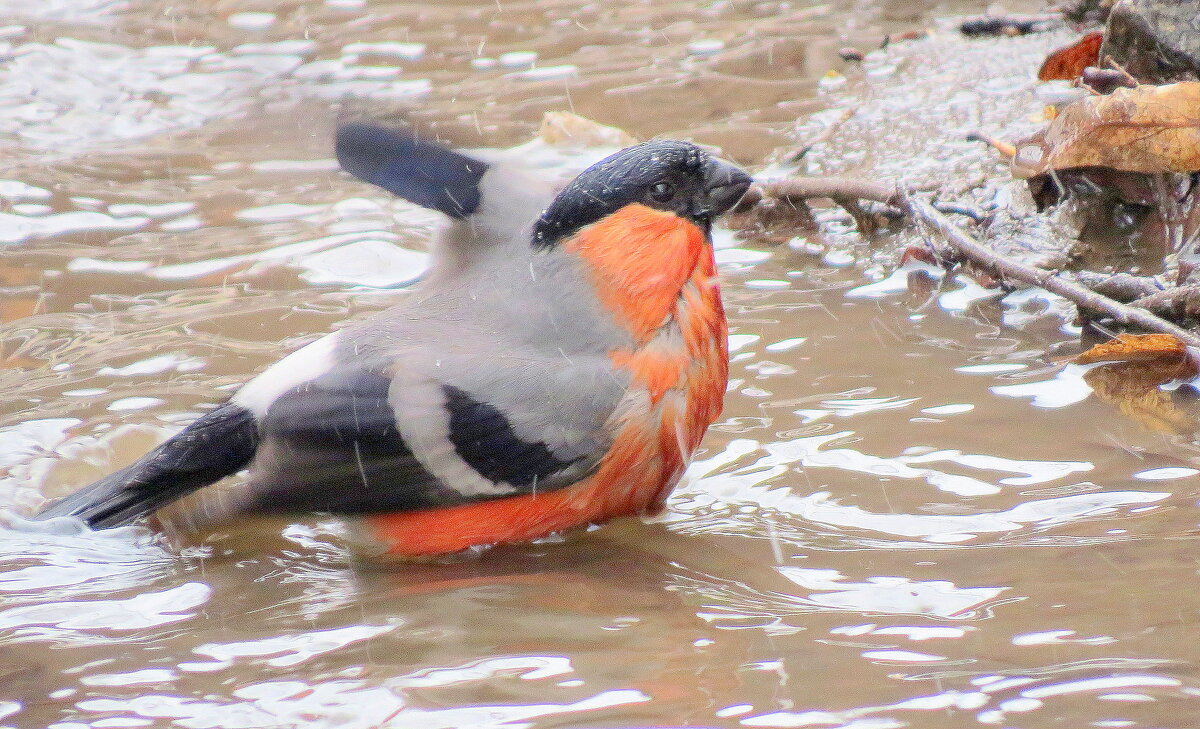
<box><xmin>759</xmin><ymin>178</ymin><xmax>900</xmax><ymax>206</ymax></box>
<box><xmin>1065</xmin><ymin>271</ymin><xmax>1164</xmax><ymax>302</ymax></box>
<box><xmin>1129</xmin><ymin>285</ymin><xmax>1200</xmax><ymax>321</ymax></box>
<box><xmin>788</xmin><ymin>108</ymin><xmax>856</xmax><ymax>161</ymax></box>
<box><xmin>898</xmin><ymin>193</ymin><xmax>1200</xmax><ymax>348</ymax></box>
<box><xmin>966</xmin><ymin>131</ymin><xmax>1017</xmax><ymax>160</ymax></box>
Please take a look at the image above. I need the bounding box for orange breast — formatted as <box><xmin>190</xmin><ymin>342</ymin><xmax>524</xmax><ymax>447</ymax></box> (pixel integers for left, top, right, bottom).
<box><xmin>565</xmin><ymin>203</ymin><xmax>705</xmax><ymax>343</ymax></box>
<box><xmin>366</xmin><ymin>207</ymin><xmax>728</xmax><ymax>556</ymax></box>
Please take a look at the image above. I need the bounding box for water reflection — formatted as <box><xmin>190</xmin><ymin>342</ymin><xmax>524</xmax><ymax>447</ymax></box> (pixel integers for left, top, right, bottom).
<box><xmin>676</xmin><ymin>437</ymin><xmax>1166</xmax><ymax>546</ymax></box>
<box><xmin>778</xmin><ymin>568</ymin><xmax>1005</xmax><ymax>618</ymax></box>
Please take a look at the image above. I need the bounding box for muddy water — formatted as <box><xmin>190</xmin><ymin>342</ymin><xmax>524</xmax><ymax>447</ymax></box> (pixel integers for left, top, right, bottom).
<box><xmin>6</xmin><ymin>1</ymin><xmax>1200</xmax><ymax>728</ymax></box>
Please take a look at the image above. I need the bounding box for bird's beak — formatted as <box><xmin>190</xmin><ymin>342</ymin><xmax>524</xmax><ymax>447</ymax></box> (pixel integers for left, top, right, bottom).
<box><xmin>702</xmin><ymin>157</ymin><xmax>753</xmax><ymax>216</ymax></box>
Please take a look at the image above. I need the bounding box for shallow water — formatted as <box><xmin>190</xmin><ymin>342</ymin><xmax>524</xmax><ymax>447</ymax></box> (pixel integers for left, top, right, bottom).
<box><xmin>7</xmin><ymin>1</ymin><xmax>1200</xmax><ymax>728</ymax></box>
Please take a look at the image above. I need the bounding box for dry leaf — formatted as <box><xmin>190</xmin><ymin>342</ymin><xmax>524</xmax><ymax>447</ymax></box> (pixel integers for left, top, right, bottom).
<box><xmin>1013</xmin><ymin>82</ymin><xmax>1200</xmax><ymax>179</ymax></box>
<box><xmin>1077</xmin><ymin>334</ymin><xmax>1200</xmax><ymax>434</ymax></box>
<box><xmin>1075</xmin><ymin>333</ymin><xmax>1196</xmax><ymax>371</ymax></box>
<box><xmin>1038</xmin><ymin>31</ymin><xmax>1103</xmax><ymax>81</ymax></box>
<box><xmin>538</xmin><ymin>112</ymin><xmax>637</xmax><ymax>148</ymax></box>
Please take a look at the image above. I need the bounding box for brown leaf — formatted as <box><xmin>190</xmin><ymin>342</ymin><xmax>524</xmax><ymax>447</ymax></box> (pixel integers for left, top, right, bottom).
<box><xmin>1075</xmin><ymin>333</ymin><xmax>1198</xmax><ymax>379</ymax></box>
<box><xmin>1038</xmin><ymin>31</ymin><xmax>1103</xmax><ymax>81</ymax></box>
<box><xmin>1013</xmin><ymin>82</ymin><xmax>1200</xmax><ymax>178</ymax></box>
<box><xmin>1078</xmin><ymin>336</ymin><xmax>1200</xmax><ymax>434</ymax></box>
<box><xmin>1076</xmin><ymin>332</ymin><xmax>1188</xmax><ymax>363</ymax></box>
<box><xmin>538</xmin><ymin>112</ymin><xmax>637</xmax><ymax>148</ymax></box>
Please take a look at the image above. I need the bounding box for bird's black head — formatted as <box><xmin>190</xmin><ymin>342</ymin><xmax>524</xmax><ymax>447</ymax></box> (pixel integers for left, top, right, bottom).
<box><xmin>532</xmin><ymin>140</ymin><xmax>752</xmax><ymax>249</ymax></box>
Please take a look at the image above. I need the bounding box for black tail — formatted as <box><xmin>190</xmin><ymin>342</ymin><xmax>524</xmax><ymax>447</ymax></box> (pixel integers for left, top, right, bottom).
<box><xmin>36</xmin><ymin>403</ymin><xmax>260</xmax><ymax>528</ymax></box>
<box><xmin>335</xmin><ymin>121</ymin><xmax>489</xmax><ymax>219</ymax></box>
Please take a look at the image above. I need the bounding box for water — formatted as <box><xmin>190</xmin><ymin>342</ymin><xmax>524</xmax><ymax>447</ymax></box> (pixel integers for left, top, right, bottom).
<box><xmin>6</xmin><ymin>1</ymin><xmax>1200</xmax><ymax>728</ymax></box>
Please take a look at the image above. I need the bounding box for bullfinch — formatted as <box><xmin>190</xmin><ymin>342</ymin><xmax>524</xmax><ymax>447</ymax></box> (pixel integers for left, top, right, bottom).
<box><xmin>36</xmin><ymin>122</ymin><xmax>753</xmax><ymax>556</ymax></box>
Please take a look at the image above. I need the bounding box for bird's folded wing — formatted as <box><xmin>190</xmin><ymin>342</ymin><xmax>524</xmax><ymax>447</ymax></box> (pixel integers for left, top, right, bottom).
<box><xmin>240</xmin><ymin>364</ymin><xmax>613</xmax><ymax>516</ymax></box>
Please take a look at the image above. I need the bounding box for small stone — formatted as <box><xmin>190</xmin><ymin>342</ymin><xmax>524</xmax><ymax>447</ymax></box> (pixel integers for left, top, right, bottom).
<box><xmin>1101</xmin><ymin>0</ymin><xmax>1200</xmax><ymax>83</ymax></box>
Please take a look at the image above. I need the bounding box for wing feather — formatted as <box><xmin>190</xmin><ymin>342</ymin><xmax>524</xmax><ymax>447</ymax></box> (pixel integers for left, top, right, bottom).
<box><xmin>241</xmin><ymin>366</ymin><xmax>610</xmax><ymax>515</ymax></box>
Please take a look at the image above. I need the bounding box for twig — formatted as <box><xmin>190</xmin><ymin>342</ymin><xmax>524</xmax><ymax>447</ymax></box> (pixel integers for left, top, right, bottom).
<box><xmin>731</xmin><ymin>179</ymin><xmax>900</xmax><ymax>233</ymax></box>
<box><xmin>1103</xmin><ymin>56</ymin><xmax>1140</xmax><ymax>87</ymax></box>
<box><xmin>1065</xmin><ymin>271</ymin><xmax>1163</xmax><ymax>302</ymax></box>
<box><xmin>759</xmin><ymin>178</ymin><xmax>900</xmax><ymax>206</ymax></box>
<box><xmin>788</xmin><ymin>108</ymin><xmax>856</xmax><ymax>161</ymax></box>
<box><xmin>746</xmin><ymin>179</ymin><xmax>985</xmax><ymax>226</ymax></box>
<box><xmin>739</xmin><ymin>177</ymin><xmax>984</xmax><ymax>232</ymax></box>
<box><xmin>966</xmin><ymin>132</ymin><xmax>1017</xmax><ymax>160</ymax></box>
<box><xmin>931</xmin><ymin>203</ymin><xmax>988</xmax><ymax>222</ymax></box>
<box><xmin>899</xmin><ymin>193</ymin><xmax>1200</xmax><ymax>348</ymax></box>
<box><xmin>745</xmin><ymin>180</ymin><xmax>1200</xmax><ymax>341</ymax></box>
<box><xmin>1130</xmin><ymin>285</ymin><xmax>1200</xmax><ymax>321</ymax></box>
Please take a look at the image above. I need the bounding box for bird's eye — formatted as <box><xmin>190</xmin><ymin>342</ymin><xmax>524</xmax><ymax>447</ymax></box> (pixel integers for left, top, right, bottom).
<box><xmin>649</xmin><ymin>181</ymin><xmax>674</xmax><ymax>203</ymax></box>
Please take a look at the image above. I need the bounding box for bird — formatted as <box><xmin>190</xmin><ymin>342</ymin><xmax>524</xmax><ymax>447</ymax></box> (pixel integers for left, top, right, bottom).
<box><xmin>35</xmin><ymin>121</ymin><xmax>753</xmax><ymax>556</ymax></box>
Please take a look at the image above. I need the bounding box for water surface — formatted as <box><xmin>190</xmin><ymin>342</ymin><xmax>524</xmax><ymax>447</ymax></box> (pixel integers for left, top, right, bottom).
<box><xmin>5</xmin><ymin>1</ymin><xmax>1200</xmax><ymax>728</ymax></box>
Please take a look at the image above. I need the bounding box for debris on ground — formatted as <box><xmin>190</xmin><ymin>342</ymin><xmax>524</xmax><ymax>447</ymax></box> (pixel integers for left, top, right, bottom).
<box><xmin>1059</xmin><ymin>0</ymin><xmax>1115</xmax><ymax>26</ymax></box>
<box><xmin>1014</xmin><ymin>82</ymin><xmax>1200</xmax><ymax>177</ymax></box>
<box><xmin>1101</xmin><ymin>0</ymin><xmax>1200</xmax><ymax>84</ymax></box>
<box><xmin>727</xmin><ymin>1</ymin><xmax>1200</xmax><ymax>429</ymax></box>
<box><xmin>959</xmin><ymin>14</ymin><xmax>1062</xmax><ymax>37</ymax></box>
<box><xmin>537</xmin><ymin>111</ymin><xmax>638</xmax><ymax>148</ymax></box>
<box><xmin>1037</xmin><ymin>31</ymin><xmax>1103</xmax><ymax>80</ymax></box>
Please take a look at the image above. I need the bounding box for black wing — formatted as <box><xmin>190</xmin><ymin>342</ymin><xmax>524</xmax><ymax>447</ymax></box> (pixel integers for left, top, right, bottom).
<box><xmin>243</xmin><ymin>370</ymin><xmax>599</xmax><ymax>515</ymax></box>
<box><xmin>443</xmin><ymin>385</ymin><xmax>579</xmax><ymax>488</ymax></box>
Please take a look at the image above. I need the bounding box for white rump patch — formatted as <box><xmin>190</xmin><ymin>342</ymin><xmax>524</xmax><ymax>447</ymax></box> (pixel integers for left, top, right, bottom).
<box><xmin>232</xmin><ymin>334</ymin><xmax>340</xmax><ymax>417</ymax></box>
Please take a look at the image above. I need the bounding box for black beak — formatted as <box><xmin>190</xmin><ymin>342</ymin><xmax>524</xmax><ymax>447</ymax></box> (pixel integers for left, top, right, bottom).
<box><xmin>702</xmin><ymin>157</ymin><xmax>753</xmax><ymax>217</ymax></box>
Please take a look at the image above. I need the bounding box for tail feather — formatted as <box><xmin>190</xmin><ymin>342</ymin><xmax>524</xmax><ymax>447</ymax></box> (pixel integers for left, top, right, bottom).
<box><xmin>37</xmin><ymin>403</ymin><xmax>259</xmax><ymax>528</ymax></box>
<box><xmin>335</xmin><ymin>121</ymin><xmax>489</xmax><ymax>219</ymax></box>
